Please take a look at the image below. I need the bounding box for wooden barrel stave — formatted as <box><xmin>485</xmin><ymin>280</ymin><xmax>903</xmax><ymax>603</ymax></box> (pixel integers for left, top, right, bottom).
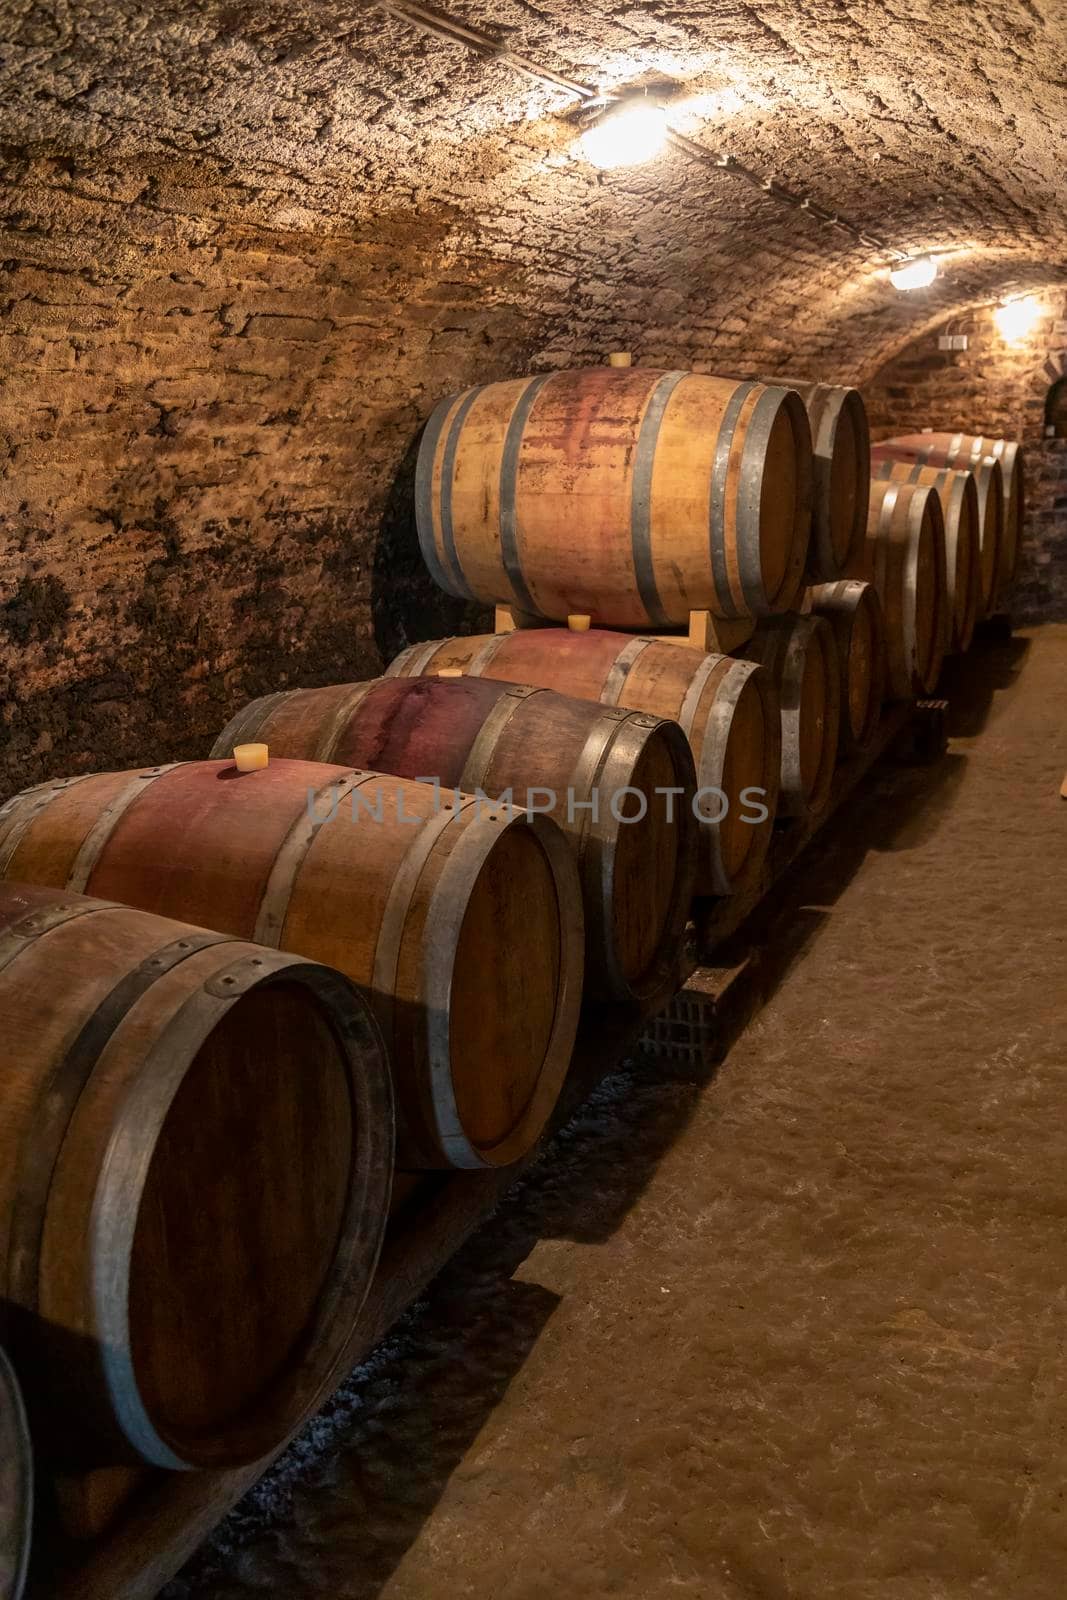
<box><xmin>807</xmin><ymin>580</ymin><xmax>887</xmax><ymax>752</ymax></box>
<box><xmin>212</xmin><ymin>675</ymin><xmax>697</xmax><ymax>1013</ymax></box>
<box><xmin>0</xmin><ymin>765</ymin><xmax>583</xmax><ymax>1173</ymax></box>
<box><xmin>741</xmin><ymin>614</ymin><xmax>841</xmax><ymax>816</ymax></box>
<box><xmin>416</xmin><ymin>368</ymin><xmax>814</xmax><ymax>628</ymax></box>
<box><xmin>0</xmin><ymin>881</ymin><xmax>392</xmax><ymax>1473</ymax></box>
<box><xmin>870</xmin><ymin>458</ymin><xmax>981</xmax><ymax>650</ymax></box>
<box><xmin>387</xmin><ymin>628</ymin><xmax>781</xmax><ymax>899</ymax></box>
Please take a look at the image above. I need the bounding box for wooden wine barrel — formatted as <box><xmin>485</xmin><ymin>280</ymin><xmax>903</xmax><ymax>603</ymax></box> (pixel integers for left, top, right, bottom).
<box><xmin>741</xmin><ymin>615</ymin><xmax>841</xmax><ymax>816</ymax></box>
<box><xmin>0</xmin><ymin>880</ymin><xmax>392</xmax><ymax>1472</ymax></box>
<box><xmin>850</xmin><ymin>480</ymin><xmax>947</xmax><ymax>697</ymax></box>
<box><xmin>0</xmin><ymin>1348</ymin><xmax>31</xmax><ymax>1599</ymax></box>
<box><xmin>212</xmin><ymin>676</ymin><xmax>697</xmax><ymax>1013</ymax></box>
<box><xmin>416</xmin><ymin>367</ymin><xmax>814</xmax><ymax>627</ymax></box>
<box><xmin>388</xmin><ymin>629</ymin><xmax>781</xmax><ymax>899</ymax></box>
<box><xmin>881</xmin><ymin>432</ymin><xmax>1021</xmax><ymax>601</ymax></box>
<box><xmin>761</xmin><ymin>381</ymin><xmax>870</xmax><ymax>580</ymax></box>
<box><xmin>871</xmin><ymin>459</ymin><xmax>981</xmax><ymax>651</ymax></box>
<box><xmin>874</xmin><ymin>445</ymin><xmax>1003</xmax><ymax>620</ymax></box>
<box><xmin>0</xmin><ymin>764</ymin><xmax>582</xmax><ymax>1172</ymax></box>
<box><xmin>807</xmin><ymin>580</ymin><xmax>887</xmax><ymax>752</ymax></box>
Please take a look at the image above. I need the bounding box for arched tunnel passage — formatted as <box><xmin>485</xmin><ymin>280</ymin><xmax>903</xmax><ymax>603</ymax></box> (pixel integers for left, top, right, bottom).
<box><xmin>0</xmin><ymin>8</ymin><xmax>1066</xmax><ymax>1597</ymax></box>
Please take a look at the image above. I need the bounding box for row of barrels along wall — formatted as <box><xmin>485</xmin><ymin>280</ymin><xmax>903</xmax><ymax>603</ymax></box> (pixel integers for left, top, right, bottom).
<box><xmin>0</xmin><ymin>357</ymin><xmax>1025</xmax><ymax>1556</ymax></box>
<box><xmin>0</xmin><ymin>757</ymin><xmax>592</xmax><ymax>1495</ymax></box>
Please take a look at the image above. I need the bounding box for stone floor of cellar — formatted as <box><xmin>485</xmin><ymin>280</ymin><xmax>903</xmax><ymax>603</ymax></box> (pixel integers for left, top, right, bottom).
<box><xmin>170</xmin><ymin>622</ymin><xmax>1067</xmax><ymax>1600</ymax></box>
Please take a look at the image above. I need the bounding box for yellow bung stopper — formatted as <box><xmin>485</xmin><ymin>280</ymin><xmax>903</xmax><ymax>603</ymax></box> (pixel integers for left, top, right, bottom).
<box><xmin>567</xmin><ymin>614</ymin><xmax>592</xmax><ymax>632</ymax></box>
<box><xmin>233</xmin><ymin>743</ymin><xmax>269</xmax><ymax>772</ymax></box>
<box><xmin>607</xmin><ymin>351</ymin><xmax>633</xmax><ymax>367</ymax></box>
<box><xmin>437</xmin><ymin>667</ymin><xmax>464</xmax><ymax>678</ymax></box>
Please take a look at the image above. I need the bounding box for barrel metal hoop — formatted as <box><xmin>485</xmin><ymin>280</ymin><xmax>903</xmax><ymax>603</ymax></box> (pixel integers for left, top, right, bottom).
<box><xmin>387</xmin><ymin>639</ymin><xmax>443</xmax><ymax>679</ymax></box>
<box><xmin>775</xmin><ymin>620</ymin><xmax>814</xmax><ymax>802</ymax></box>
<box><xmin>437</xmin><ymin>387</ymin><xmax>483</xmax><ymax>601</ymax></box>
<box><xmin>694</xmin><ymin>656</ymin><xmax>758</xmax><ymax>896</ymax></box>
<box><xmin>209</xmin><ymin>691</ymin><xmax>295</xmax><ymax>761</ymax></box>
<box><xmin>67</xmin><ymin>765</ymin><xmax>183</xmax><ymax>895</ymax></box>
<box><xmin>498</xmin><ymin>375</ymin><xmax>552</xmax><ymax>616</ymax></box>
<box><xmin>0</xmin><ymin>898</ymin><xmax>120</xmax><ymax>980</ymax></box>
<box><xmin>463</xmin><ymin>633</ymin><xmax>512</xmax><ymax>678</ymax></box>
<box><xmin>457</xmin><ymin>685</ymin><xmax>543</xmax><ymax>794</ymax></box>
<box><xmin>807</xmin><ymin>387</ymin><xmax>836</xmax><ymax>572</ymax></box>
<box><xmin>421</xmin><ymin>810</ymin><xmax>581</xmax><ymax>1170</ymax></box>
<box><xmin>903</xmin><ymin>490</ymin><xmax>924</xmax><ymax>686</ymax></box>
<box><xmin>372</xmin><ymin>797</ymin><xmax>476</xmax><ymax>1156</ymax></box>
<box><xmin>202</xmin><ymin>953</ymin><xmax>275</xmax><ymax>999</ymax></box>
<box><xmin>630</xmin><ymin>371</ymin><xmax>687</xmax><ymax>628</ymax></box>
<box><xmin>875</xmin><ymin>479</ymin><xmax>899</xmax><ymax>643</ymax></box>
<box><xmin>313</xmin><ymin>681</ymin><xmax>377</xmax><ymax>763</ymax></box>
<box><xmin>415</xmin><ymin>391</ymin><xmax>470</xmax><ymax>599</ymax></box>
<box><xmin>5</xmin><ymin>929</ymin><xmax>226</xmax><ymax>1369</ymax></box>
<box><xmin>252</xmin><ymin>771</ymin><xmax>373</xmax><ymax>949</ymax></box>
<box><xmin>565</xmin><ymin>712</ymin><xmax>644</xmax><ymax>996</ymax></box>
<box><xmin>708</xmin><ymin>381</ymin><xmax>755</xmax><ymax>620</ymax></box>
<box><xmin>601</xmin><ymin>636</ymin><xmax>653</xmax><ymax>706</ymax></box>
<box><xmin>739</xmin><ymin>387</ymin><xmax>804</xmax><ymax>614</ymax></box>
<box><xmin>677</xmin><ymin>651</ymin><xmax>727</xmax><ymax>739</ymax></box>
<box><xmin>566</xmin><ymin>709</ymin><xmax>632</xmax><ymax>854</ymax></box>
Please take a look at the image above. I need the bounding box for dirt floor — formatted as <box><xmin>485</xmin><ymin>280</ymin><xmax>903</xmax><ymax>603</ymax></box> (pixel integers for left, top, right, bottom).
<box><xmin>166</xmin><ymin>622</ymin><xmax>1067</xmax><ymax>1600</ymax></box>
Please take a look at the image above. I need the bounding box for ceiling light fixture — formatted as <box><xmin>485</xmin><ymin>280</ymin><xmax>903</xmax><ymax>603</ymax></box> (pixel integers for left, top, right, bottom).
<box><xmin>889</xmin><ymin>255</ymin><xmax>939</xmax><ymax>291</ymax></box>
<box><xmin>994</xmin><ymin>294</ymin><xmax>1041</xmax><ymax>343</ymax></box>
<box><xmin>579</xmin><ymin>99</ymin><xmax>669</xmax><ymax>170</ymax></box>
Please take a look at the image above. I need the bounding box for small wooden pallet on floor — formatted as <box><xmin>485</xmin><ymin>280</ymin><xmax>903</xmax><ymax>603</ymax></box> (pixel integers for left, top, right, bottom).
<box><xmin>638</xmin><ymin>698</ymin><xmax>948</xmax><ymax>1069</ymax></box>
<box><xmin>35</xmin><ymin>697</ymin><xmax>945</xmax><ymax>1600</ymax></box>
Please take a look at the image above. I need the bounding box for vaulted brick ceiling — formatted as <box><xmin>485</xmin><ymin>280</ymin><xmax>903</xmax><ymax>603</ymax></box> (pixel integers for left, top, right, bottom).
<box><xmin>2</xmin><ymin>0</ymin><xmax>1065</xmax><ymax>378</ymax></box>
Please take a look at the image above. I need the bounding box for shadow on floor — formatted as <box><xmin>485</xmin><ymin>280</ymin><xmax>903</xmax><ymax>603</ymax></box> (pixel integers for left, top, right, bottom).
<box><xmin>939</xmin><ymin>625</ymin><xmax>1030</xmax><ymax>737</ymax></box>
<box><xmin>165</xmin><ymin>623</ymin><xmax>1030</xmax><ymax>1600</ymax></box>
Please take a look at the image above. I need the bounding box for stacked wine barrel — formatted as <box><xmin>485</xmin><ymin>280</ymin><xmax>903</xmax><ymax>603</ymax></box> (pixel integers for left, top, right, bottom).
<box><xmin>0</xmin><ymin>347</ymin><xmax>1024</xmax><ymax>1553</ymax></box>
<box><xmin>211</xmin><ymin>675</ymin><xmax>698</xmax><ymax>1013</ymax></box>
<box><xmin>0</xmin><ymin>764</ymin><xmax>584</xmax><ymax>1172</ymax></box>
<box><xmin>0</xmin><ymin>879</ymin><xmax>393</xmax><ymax>1473</ymax></box>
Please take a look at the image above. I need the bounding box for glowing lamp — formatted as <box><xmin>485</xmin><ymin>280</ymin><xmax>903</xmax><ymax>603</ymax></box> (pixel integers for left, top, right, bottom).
<box><xmin>580</xmin><ymin>100</ymin><xmax>668</xmax><ymax>170</ymax></box>
<box><xmin>889</xmin><ymin>256</ymin><xmax>938</xmax><ymax>291</ymax></box>
<box><xmin>994</xmin><ymin>295</ymin><xmax>1041</xmax><ymax>343</ymax></box>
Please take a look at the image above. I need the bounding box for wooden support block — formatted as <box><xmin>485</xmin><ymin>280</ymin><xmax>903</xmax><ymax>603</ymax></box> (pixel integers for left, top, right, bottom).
<box><xmin>494</xmin><ymin>604</ymin><xmax>550</xmax><ymax>635</ymax></box>
<box><xmin>652</xmin><ymin>611</ymin><xmax>756</xmax><ymax>655</ymax></box>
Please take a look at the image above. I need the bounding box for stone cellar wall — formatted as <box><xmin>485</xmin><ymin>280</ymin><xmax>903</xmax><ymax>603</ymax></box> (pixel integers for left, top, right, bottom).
<box><xmin>865</xmin><ymin>290</ymin><xmax>1067</xmax><ymax>622</ymax></box>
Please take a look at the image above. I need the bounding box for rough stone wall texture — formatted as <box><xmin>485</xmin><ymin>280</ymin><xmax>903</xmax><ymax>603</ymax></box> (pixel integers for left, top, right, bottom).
<box><xmin>1</xmin><ymin>1</ymin><xmax>1066</xmax><ymax>795</ymax></box>
<box><xmin>865</xmin><ymin>289</ymin><xmax>1067</xmax><ymax>445</ymax></box>
<box><xmin>1016</xmin><ymin>441</ymin><xmax>1067</xmax><ymax>622</ymax></box>
<box><xmin>865</xmin><ymin>290</ymin><xmax>1067</xmax><ymax>622</ymax></box>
